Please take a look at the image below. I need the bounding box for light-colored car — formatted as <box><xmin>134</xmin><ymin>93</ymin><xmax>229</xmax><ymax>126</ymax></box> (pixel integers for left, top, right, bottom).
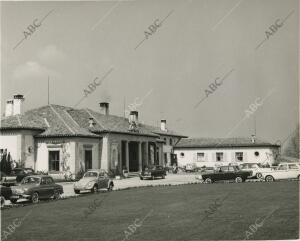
<box><xmin>74</xmin><ymin>169</ymin><xmax>114</xmax><ymax>194</ymax></box>
<box><xmin>239</xmin><ymin>163</ymin><xmax>272</xmax><ymax>179</ymax></box>
<box><xmin>257</xmin><ymin>163</ymin><xmax>300</xmax><ymax>182</ymax></box>
<box><xmin>185</xmin><ymin>163</ymin><xmax>197</xmax><ymax>172</ymax></box>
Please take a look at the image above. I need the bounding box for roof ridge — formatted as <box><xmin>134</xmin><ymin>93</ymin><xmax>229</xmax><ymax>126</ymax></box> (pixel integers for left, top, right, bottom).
<box><xmin>85</xmin><ymin>108</ymin><xmax>107</xmax><ymax>130</ymax></box>
<box><xmin>49</xmin><ymin>105</ymin><xmax>76</xmax><ymax>135</ymax></box>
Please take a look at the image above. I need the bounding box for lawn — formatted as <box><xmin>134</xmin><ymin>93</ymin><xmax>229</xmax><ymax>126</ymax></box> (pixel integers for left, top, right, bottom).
<box><xmin>1</xmin><ymin>181</ymin><xmax>299</xmax><ymax>241</ymax></box>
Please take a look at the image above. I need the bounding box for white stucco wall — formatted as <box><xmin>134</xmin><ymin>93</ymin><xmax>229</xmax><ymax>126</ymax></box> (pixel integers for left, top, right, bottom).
<box><xmin>0</xmin><ymin>132</ymin><xmax>20</xmax><ymax>161</ymax></box>
<box><xmin>0</xmin><ymin>130</ymin><xmax>38</xmax><ymax>168</ymax></box>
<box><xmin>174</xmin><ymin>147</ymin><xmax>277</xmax><ymax>167</ymax></box>
<box><xmin>35</xmin><ymin>138</ymin><xmax>101</xmax><ymax>174</ymax></box>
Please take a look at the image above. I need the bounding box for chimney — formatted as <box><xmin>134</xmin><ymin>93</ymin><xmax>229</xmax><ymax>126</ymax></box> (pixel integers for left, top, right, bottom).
<box><xmin>251</xmin><ymin>134</ymin><xmax>256</xmax><ymax>143</ymax></box>
<box><xmin>89</xmin><ymin>117</ymin><xmax>95</xmax><ymax>127</ymax></box>
<box><xmin>161</xmin><ymin>120</ymin><xmax>167</xmax><ymax>131</ymax></box>
<box><xmin>13</xmin><ymin>94</ymin><xmax>24</xmax><ymax>115</ymax></box>
<box><xmin>5</xmin><ymin>99</ymin><xmax>14</xmax><ymax>117</ymax></box>
<box><xmin>99</xmin><ymin>102</ymin><xmax>109</xmax><ymax>115</ymax></box>
<box><xmin>129</xmin><ymin>111</ymin><xmax>138</xmax><ymax>124</ymax></box>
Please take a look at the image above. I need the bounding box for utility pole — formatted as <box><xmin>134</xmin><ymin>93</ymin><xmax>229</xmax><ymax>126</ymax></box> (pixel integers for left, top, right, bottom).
<box><xmin>47</xmin><ymin>76</ymin><xmax>50</xmax><ymax>105</ymax></box>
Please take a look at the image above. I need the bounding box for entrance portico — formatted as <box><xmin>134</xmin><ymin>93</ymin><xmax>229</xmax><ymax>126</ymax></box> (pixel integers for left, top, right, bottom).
<box><xmin>121</xmin><ymin>140</ymin><xmax>156</xmax><ymax>172</ymax></box>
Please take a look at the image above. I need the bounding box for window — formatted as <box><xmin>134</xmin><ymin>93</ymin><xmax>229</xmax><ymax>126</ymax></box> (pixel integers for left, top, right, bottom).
<box><xmin>216</xmin><ymin>152</ymin><xmax>223</xmax><ymax>162</ymax></box>
<box><xmin>49</xmin><ymin>151</ymin><xmax>60</xmax><ymax>171</ymax></box>
<box><xmin>235</xmin><ymin>152</ymin><xmax>243</xmax><ymax>161</ymax></box>
<box><xmin>220</xmin><ymin>166</ymin><xmax>228</xmax><ymax>172</ymax></box>
<box><xmin>180</xmin><ymin>152</ymin><xmax>185</xmax><ymax>158</ymax></box>
<box><xmin>254</xmin><ymin>151</ymin><xmax>260</xmax><ymax>156</ymax></box>
<box><xmin>197</xmin><ymin>153</ymin><xmax>205</xmax><ymax>162</ymax></box>
<box><xmin>277</xmin><ymin>165</ymin><xmax>287</xmax><ymax>171</ymax></box>
<box><xmin>288</xmin><ymin>164</ymin><xmax>299</xmax><ymax>170</ymax></box>
<box><xmin>228</xmin><ymin>166</ymin><xmax>235</xmax><ymax>172</ymax></box>
<box><xmin>46</xmin><ymin>177</ymin><xmax>54</xmax><ymax>184</ymax></box>
<box><xmin>170</xmin><ymin>139</ymin><xmax>173</xmax><ymax>145</ymax></box>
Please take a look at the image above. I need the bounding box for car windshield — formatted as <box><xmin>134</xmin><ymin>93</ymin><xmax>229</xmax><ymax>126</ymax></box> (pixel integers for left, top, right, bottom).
<box><xmin>146</xmin><ymin>166</ymin><xmax>155</xmax><ymax>170</ymax></box>
<box><xmin>83</xmin><ymin>172</ymin><xmax>98</xmax><ymax>178</ymax></box>
<box><xmin>246</xmin><ymin>164</ymin><xmax>255</xmax><ymax>168</ymax></box>
<box><xmin>22</xmin><ymin>176</ymin><xmax>40</xmax><ymax>184</ymax></box>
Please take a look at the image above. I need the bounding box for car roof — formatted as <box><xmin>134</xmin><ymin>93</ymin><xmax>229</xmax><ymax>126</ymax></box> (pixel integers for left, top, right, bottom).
<box><xmin>25</xmin><ymin>175</ymin><xmax>48</xmax><ymax>178</ymax></box>
<box><xmin>86</xmin><ymin>169</ymin><xmax>107</xmax><ymax>173</ymax></box>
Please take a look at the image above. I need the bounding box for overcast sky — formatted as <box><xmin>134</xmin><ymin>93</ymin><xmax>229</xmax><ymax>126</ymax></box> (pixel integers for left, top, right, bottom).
<box><xmin>1</xmin><ymin>0</ymin><xmax>299</xmax><ymax>143</ymax></box>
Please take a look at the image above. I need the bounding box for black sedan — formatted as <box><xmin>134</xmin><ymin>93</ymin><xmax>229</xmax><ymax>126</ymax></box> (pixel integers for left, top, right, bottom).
<box><xmin>201</xmin><ymin>165</ymin><xmax>252</xmax><ymax>183</ymax></box>
<box><xmin>1</xmin><ymin>185</ymin><xmax>12</xmax><ymax>208</ymax></box>
<box><xmin>10</xmin><ymin>175</ymin><xmax>63</xmax><ymax>204</ymax></box>
<box><xmin>140</xmin><ymin>165</ymin><xmax>166</xmax><ymax>180</ymax></box>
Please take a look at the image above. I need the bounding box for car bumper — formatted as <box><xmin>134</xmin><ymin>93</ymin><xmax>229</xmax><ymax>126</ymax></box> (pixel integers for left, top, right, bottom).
<box><xmin>140</xmin><ymin>174</ymin><xmax>152</xmax><ymax>179</ymax></box>
<box><xmin>10</xmin><ymin>194</ymin><xmax>31</xmax><ymax>200</ymax></box>
<box><xmin>74</xmin><ymin>186</ymin><xmax>92</xmax><ymax>191</ymax></box>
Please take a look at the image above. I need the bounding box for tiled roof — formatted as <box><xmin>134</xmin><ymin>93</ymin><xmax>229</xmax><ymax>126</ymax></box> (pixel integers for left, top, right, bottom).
<box><xmin>1</xmin><ymin>104</ymin><xmax>183</xmax><ymax>138</ymax></box>
<box><xmin>141</xmin><ymin>124</ymin><xmax>188</xmax><ymax>138</ymax></box>
<box><xmin>175</xmin><ymin>137</ymin><xmax>279</xmax><ymax>148</ymax></box>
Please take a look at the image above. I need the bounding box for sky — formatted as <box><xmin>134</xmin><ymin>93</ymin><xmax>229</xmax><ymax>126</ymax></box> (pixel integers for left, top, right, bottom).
<box><xmin>1</xmin><ymin>0</ymin><xmax>299</xmax><ymax>143</ymax></box>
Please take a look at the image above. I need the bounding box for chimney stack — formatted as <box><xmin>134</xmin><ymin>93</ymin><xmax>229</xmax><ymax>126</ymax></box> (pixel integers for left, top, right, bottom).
<box><xmin>13</xmin><ymin>94</ymin><xmax>24</xmax><ymax>115</ymax></box>
<box><xmin>129</xmin><ymin>111</ymin><xmax>138</xmax><ymax>124</ymax></box>
<box><xmin>160</xmin><ymin>120</ymin><xmax>167</xmax><ymax>131</ymax></box>
<box><xmin>251</xmin><ymin>134</ymin><xmax>256</xmax><ymax>143</ymax></box>
<box><xmin>5</xmin><ymin>99</ymin><xmax>14</xmax><ymax>117</ymax></box>
<box><xmin>99</xmin><ymin>102</ymin><xmax>109</xmax><ymax>115</ymax></box>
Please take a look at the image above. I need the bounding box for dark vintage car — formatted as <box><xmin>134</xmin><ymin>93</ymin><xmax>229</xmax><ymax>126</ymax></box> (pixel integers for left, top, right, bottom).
<box><xmin>10</xmin><ymin>175</ymin><xmax>64</xmax><ymax>204</ymax></box>
<box><xmin>201</xmin><ymin>165</ymin><xmax>252</xmax><ymax>183</ymax></box>
<box><xmin>0</xmin><ymin>168</ymin><xmax>35</xmax><ymax>186</ymax></box>
<box><xmin>140</xmin><ymin>165</ymin><xmax>166</xmax><ymax>180</ymax></box>
<box><xmin>0</xmin><ymin>185</ymin><xmax>12</xmax><ymax>208</ymax></box>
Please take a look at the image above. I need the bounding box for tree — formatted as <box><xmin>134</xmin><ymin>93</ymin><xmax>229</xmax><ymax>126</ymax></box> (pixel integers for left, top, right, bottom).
<box><xmin>282</xmin><ymin>125</ymin><xmax>300</xmax><ymax>159</ymax></box>
<box><xmin>6</xmin><ymin>152</ymin><xmax>12</xmax><ymax>174</ymax></box>
<box><xmin>0</xmin><ymin>151</ymin><xmax>7</xmax><ymax>173</ymax></box>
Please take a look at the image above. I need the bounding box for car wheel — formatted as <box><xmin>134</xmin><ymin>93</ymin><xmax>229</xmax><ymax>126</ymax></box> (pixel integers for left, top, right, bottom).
<box><xmin>74</xmin><ymin>190</ymin><xmax>80</xmax><ymax>194</ymax></box>
<box><xmin>265</xmin><ymin>175</ymin><xmax>274</xmax><ymax>182</ymax></box>
<box><xmin>53</xmin><ymin>190</ymin><xmax>61</xmax><ymax>200</ymax></box>
<box><xmin>235</xmin><ymin>177</ymin><xmax>243</xmax><ymax>183</ymax></box>
<box><xmin>0</xmin><ymin>196</ymin><xmax>5</xmax><ymax>208</ymax></box>
<box><xmin>31</xmin><ymin>192</ymin><xmax>39</xmax><ymax>204</ymax></box>
<box><xmin>256</xmin><ymin>173</ymin><xmax>262</xmax><ymax>179</ymax></box>
<box><xmin>204</xmin><ymin>178</ymin><xmax>212</xmax><ymax>184</ymax></box>
<box><xmin>140</xmin><ymin>177</ymin><xmax>144</xmax><ymax>180</ymax></box>
<box><xmin>10</xmin><ymin>199</ymin><xmax>18</xmax><ymax>204</ymax></box>
<box><xmin>107</xmin><ymin>183</ymin><xmax>113</xmax><ymax>191</ymax></box>
<box><xmin>91</xmin><ymin>184</ymin><xmax>98</xmax><ymax>193</ymax></box>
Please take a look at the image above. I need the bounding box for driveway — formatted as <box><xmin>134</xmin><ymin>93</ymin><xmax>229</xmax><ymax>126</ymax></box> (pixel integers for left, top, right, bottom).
<box><xmin>61</xmin><ymin>173</ymin><xmax>200</xmax><ymax>197</ymax></box>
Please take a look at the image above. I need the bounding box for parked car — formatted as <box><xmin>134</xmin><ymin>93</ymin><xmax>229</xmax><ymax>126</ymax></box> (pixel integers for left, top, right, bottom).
<box><xmin>10</xmin><ymin>175</ymin><xmax>63</xmax><ymax>204</ymax></box>
<box><xmin>239</xmin><ymin>163</ymin><xmax>272</xmax><ymax>179</ymax></box>
<box><xmin>0</xmin><ymin>185</ymin><xmax>12</xmax><ymax>208</ymax></box>
<box><xmin>201</xmin><ymin>165</ymin><xmax>252</xmax><ymax>183</ymax></box>
<box><xmin>139</xmin><ymin>165</ymin><xmax>166</xmax><ymax>180</ymax></box>
<box><xmin>185</xmin><ymin>163</ymin><xmax>198</xmax><ymax>172</ymax></box>
<box><xmin>195</xmin><ymin>167</ymin><xmax>215</xmax><ymax>180</ymax></box>
<box><xmin>256</xmin><ymin>163</ymin><xmax>300</xmax><ymax>182</ymax></box>
<box><xmin>74</xmin><ymin>169</ymin><xmax>114</xmax><ymax>194</ymax></box>
<box><xmin>0</xmin><ymin>168</ymin><xmax>35</xmax><ymax>186</ymax></box>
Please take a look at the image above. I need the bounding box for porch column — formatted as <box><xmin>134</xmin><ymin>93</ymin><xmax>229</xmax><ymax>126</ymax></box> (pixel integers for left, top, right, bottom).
<box><xmin>145</xmin><ymin>142</ymin><xmax>149</xmax><ymax>167</ymax></box>
<box><xmin>126</xmin><ymin>141</ymin><xmax>129</xmax><ymax>170</ymax></box>
<box><xmin>138</xmin><ymin>142</ymin><xmax>142</xmax><ymax>171</ymax></box>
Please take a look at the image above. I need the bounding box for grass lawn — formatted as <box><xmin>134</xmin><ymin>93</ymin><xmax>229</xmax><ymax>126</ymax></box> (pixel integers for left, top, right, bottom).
<box><xmin>1</xmin><ymin>181</ymin><xmax>299</xmax><ymax>241</ymax></box>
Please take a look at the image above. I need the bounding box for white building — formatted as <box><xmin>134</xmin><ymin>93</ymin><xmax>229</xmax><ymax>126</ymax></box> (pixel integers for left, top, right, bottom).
<box><xmin>0</xmin><ymin>95</ymin><xmax>187</xmax><ymax>175</ymax></box>
<box><xmin>174</xmin><ymin>137</ymin><xmax>280</xmax><ymax>168</ymax></box>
